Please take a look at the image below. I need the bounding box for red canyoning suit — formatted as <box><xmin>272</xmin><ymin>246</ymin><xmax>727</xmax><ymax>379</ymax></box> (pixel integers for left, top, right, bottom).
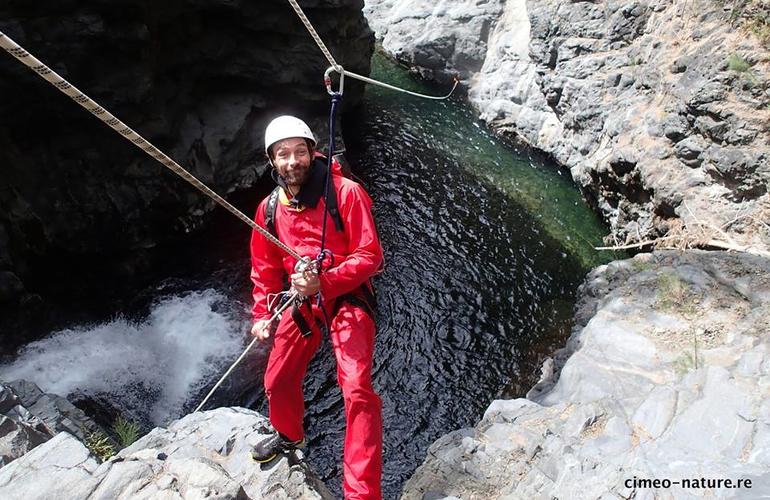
<box><xmin>250</xmin><ymin>156</ymin><xmax>383</xmax><ymax>500</ymax></box>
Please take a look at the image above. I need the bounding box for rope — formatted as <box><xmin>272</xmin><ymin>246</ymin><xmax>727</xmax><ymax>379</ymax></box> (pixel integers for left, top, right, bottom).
<box><xmin>285</xmin><ymin>0</ymin><xmax>459</xmax><ymax>100</ymax></box>
<box><xmin>193</xmin><ymin>291</ymin><xmax>299</xmax><ymax>413</ymax></box>
<box><xmin>285</xmin><ymin>0</ymin><xmax>340</xmax><ymax>71</ymax></box>
<box><xmin>317</xmin><ymin>92</ymin><xmax>342</xmax><ymax>270</ymax></box>
<box><xmin>340</xmin><ymin>68</ymin><xmax>459</xmax><ymax>101</ymax></box>
<box><xmin>0</xmin><ymin>29</ymin><xmax>304</xmax><ymax>263</ymax></box>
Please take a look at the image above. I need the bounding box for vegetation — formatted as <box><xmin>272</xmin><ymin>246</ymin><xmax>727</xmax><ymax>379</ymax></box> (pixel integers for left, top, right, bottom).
<box><xmin>82</xmin><ymin>415</ymin><xmax>143</xmax><ymax>462</ymax></box>
<box><xmin>674</xmin><ymin>349</ymin><xmax>703</xmax><ymax>375</ymax></box>
<box><xmin>113</xmin><ymin>416</ymin><xmax>141</xmax><ymax>448</ymax></box>
<box><xmin>746</xmin><ymin>15</ymin><xmax>770</xmax><ymax>46</ymax></box>
<box><xmin>715</xmin><ymin>0</ymin><xmax>770</xmax><ymax>47</ymax></box>
<box><xmin>631</xmin><ymin>259</ymin><xmax>655</xmax><ymax>272</ymax></box>
<box><xmin>727</xmin><ymin>53</ymin><xmax>751</xmax><ymax>72</ymax></box>
<box><xmin>657</xmin><ymin>272</ymin><xmax>695</xmax><ymax>314</ymax></box>
<box><xmin>85</xmin><ymin>430</ymin><xmax>115</xmax><ymax>462</ymax></box>
<box><xmin>674</xmin><ymin>328</ymin><xmax>704</xmax><ymax>375</ymax></box>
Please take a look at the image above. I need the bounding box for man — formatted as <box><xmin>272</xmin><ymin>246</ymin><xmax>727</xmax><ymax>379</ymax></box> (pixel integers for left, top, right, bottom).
<box><xmin>249</xmin><ymin>115</ymin><xmax>384</xmax><ymax>500</ymax></box>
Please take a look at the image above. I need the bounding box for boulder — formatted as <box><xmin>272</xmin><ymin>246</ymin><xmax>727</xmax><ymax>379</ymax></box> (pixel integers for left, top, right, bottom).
<box><xmin>0</xmin><ymin>407</ymin><xmax>333</xmax><ymax>499</ymax></box>
<box><xmin>402</xmin><ymin>251</ymin><xmax>770</xmax><ymax>498</ymax></box>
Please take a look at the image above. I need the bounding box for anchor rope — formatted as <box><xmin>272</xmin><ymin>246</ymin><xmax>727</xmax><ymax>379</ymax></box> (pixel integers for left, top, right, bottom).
<box><xmin>284</xmin><ymin>0</ymin><xmax>459</xmax><ymax>100</ymax></box>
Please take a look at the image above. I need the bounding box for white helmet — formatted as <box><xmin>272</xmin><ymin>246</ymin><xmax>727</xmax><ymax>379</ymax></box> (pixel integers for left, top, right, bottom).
<box><xmin>264</xmin><ymin>115</ymin><xmax>316</xmax><ymax>156</ymax></box>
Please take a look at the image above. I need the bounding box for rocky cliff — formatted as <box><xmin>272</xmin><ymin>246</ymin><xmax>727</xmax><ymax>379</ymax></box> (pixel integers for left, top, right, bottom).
<box><xmin>401</xmin><ymin>250</ymin><xmax>770</xmax><ymax>498</ymax></box>
<box><xmin>366</xmin><ymin>0</ymin><xmax>769</xmax><ymax>255</ymax></box>
<box><xmin>0</xmin><ymin>0</ymin><xmax>373</xmax><ymax>348</ymax></box>
<box><xmin>364</xmin><ymin>3</ymin><xmax>770</xmax><ymax>497</ymax></box>
<box><xmin>0</xmin><ymin>386</ymin><xmax>330</xmax><ymax>500</ymax></box>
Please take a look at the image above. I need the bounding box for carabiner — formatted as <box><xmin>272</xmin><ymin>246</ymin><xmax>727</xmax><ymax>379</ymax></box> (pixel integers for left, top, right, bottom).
<box><xmin>324</xmin><ymin>66</ymin><xmax>345</xmax><ymax>96</ymax></box>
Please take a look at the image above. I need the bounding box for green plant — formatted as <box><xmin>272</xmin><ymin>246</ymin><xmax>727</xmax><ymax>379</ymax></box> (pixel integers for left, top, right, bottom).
<box><xmin>714</xmin><ymin>0</ymin><xmax>770</xmax><ymax>48</ymax></box>
<box><xmin>674</xmin><ymin>329</ymin><xmax>704</xmax><ymax>375</ymax></box>
<box><xmin>727</xmin><ymin>53</ymin><xmax>751</xmax><ymax>72</ymax></box>
<box><xmin>113</xmin><ymin>416</ymin><xmax>141</xmax><ymax>448</ymax></box>
<box><xmin>674</xmin><ymin>350</ymin><xmax>703</xmax><ymax>375</ymax></box>
<box><xmin>656</xmin><ymin>272</ymin><xmax>700</xmax><ymax>315</ymax></box>
<box><xmin>85</xmin><ymin>430</ymin><xmax>115</xmax><ymax>462</ymax></box>
<box><xmin>631</xmin><ymin>259</ymin><xmax>655</xmax><ymax>272</ymax></box>
<box><xmin>746</xmin><ymin>10</ymin><xmax>770</xmax><ymax>47</ymax></box>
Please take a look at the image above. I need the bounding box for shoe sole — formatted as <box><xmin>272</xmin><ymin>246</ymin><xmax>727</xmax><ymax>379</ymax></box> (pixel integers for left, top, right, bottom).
<box><xmin>250</xmin><ymin>451</ymin><xmax>278</xmax><ymax>463</ymax></box>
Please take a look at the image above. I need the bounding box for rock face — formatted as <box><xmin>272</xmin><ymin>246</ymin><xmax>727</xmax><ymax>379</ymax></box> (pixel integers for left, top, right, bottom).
<box><xmin>402</xmin><ymin>250</ymin><xmax>770</xmax><ymax>498</ymax></box>
<box><xmin>364</xmin><ymin>0</ymin><xmax>504</xmax><ymax>83</ymax></box>
<box><xmin>0</xmin><ymin>406</ymin><xmax>332</xmax><ymax>500</ymax></box>
<box><xmin>0</xmin><ymin>1</ymin><xmax>373</xmax><ymax>343</ymax></box>
<box><xmin>0</xmin><ymin>379</ymin><xmax>110</xmax><ymax>467</ymax></box>
<box><xmin>366</xmin><ymin>0</ymin><xmax>770</xmax><ymax>254</ymax></box>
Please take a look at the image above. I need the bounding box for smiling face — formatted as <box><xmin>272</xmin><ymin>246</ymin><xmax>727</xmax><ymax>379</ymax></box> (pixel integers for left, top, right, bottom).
<box><xmin>270</xmin><ymin>137</ymin><xmax>313</xmax><ymax>188</ymax></box>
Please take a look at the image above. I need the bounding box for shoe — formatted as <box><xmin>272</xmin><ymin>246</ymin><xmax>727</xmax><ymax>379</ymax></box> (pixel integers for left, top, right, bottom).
<box><xmin>250</xmin><ymin>433</ymin><xmax>305</xmax><ymax>463</ymax></box>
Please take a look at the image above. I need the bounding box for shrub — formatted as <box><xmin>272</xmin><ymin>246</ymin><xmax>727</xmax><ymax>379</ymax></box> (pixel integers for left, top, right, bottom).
<box><xmin>85</xmin><ymin>430</ymin><xmax>115</xmax><ymax>462</ymax></box>
<box><xmin>113</xmin><ymin>416</ymin><xmax>141</xmax><ymax>448</ymax></box>
<box><xmin>727</xmin><ymin>53</ymin><xmax>751</xmax><ymax>72</ymax></box>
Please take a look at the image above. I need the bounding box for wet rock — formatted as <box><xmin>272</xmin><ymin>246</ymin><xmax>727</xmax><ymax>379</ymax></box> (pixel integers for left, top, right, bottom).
<box><xmin>0</xmin><ymin>273</ymin><xmax>24</xmax><ymax>303</ymax></box>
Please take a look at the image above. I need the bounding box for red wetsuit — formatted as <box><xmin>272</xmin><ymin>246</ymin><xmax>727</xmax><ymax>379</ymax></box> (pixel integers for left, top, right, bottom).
<box><xmin>250</xmin><ymin>157</ymin><xmax>383</xmax><ymax>500</ymax></box>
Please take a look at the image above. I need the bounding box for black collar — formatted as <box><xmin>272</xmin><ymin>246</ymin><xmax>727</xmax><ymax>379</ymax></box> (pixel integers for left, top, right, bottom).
<box><xmin>271</xmin><ymin>157</ymin><xmax>328</xmax><ymax>209</ymax></box>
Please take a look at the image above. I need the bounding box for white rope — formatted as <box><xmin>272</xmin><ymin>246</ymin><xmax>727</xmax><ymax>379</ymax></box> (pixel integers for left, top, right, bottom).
<box><xmin>341</xmin><ymin>68</ymin><xmax>459</xmax><ymax>101</ymax></box>
<box><xmin>285</xmin><ymin>0</ymin><xmax>458</xmax><ymax>100</ymax></box>
<box><xmin>0</xmin><ymin>29</ymin><xmax>304</xmax><ymax>263</ymax></box>
<box><xmin>193</xmin><ymin>291</ymin><xmax>300</xmax><ymax>413</ymax></box>
<box><xmin>285</xmin><ymin>0</ymin><xmax>341</xmax><ymax>71</ymax></box>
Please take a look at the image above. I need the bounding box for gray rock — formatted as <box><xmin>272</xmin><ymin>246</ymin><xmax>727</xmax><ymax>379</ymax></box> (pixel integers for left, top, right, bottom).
<box><xmin>5</xmin><ymin>379</ymin><xmax>106</xmax><ymax>443</ymax></box>
<box><xmin>0</xmin><ymin>407</ymin><xmax>332</xmax><ymax>499</ymax></box>
<box><xmin>402</xmin><ymin>251</ymin><xmax>770</xmax><ymax>498</ymax></box>
<box><xmin>364</xmin><ymin>0</ymin><xmax>503</xmax><ymax>83</ymax></box>
<box><xmin>0</xmin><ymin>433</ymin><xmax>101</xmax><ymax>500</ymax></box>
<box><xmin>0</xmin><ymin>415</ymin><xmax>50</xmax><ymax>467</ymax></box>
<box><xmin>675</xmin><ymin>136</ymin><xmax>705</xmax><ymax>167</ymax></box>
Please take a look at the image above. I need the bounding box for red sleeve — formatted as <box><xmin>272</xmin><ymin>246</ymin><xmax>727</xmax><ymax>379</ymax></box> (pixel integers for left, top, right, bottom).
<box><xmin>318</xmin><ymin>182</ymin><xmax>383</xmax><ymax>301</ymax></box>
<box><xmin>250</xmin><ymin>200</ymin><xmax>286</xmax><ymax>322</ymax></box>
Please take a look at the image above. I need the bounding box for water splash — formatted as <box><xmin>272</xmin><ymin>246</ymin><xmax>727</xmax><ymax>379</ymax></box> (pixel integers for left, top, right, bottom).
<box><xmin>0</xmin><ymin>289</ymin><xmax>247</xmax><ymax>425</ymax></box>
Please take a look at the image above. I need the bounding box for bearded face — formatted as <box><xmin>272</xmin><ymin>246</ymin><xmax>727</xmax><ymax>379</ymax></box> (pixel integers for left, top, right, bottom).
<box><xmin>271</xmin><ymin>137</ymin><xmax>313</xmax><ymax>188</ymax></box>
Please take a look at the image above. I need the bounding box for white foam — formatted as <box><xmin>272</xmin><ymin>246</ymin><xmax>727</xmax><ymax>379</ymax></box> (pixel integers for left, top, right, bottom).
<box><xmin>0</xmin><ymin>289</ymin><xmax>248</xmax><ymax>425</ymax></box>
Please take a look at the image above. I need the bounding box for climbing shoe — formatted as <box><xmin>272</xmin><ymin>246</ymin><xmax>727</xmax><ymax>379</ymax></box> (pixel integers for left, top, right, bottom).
<box><xmin>250</xmin><ymin>433</ymin><xmax>305</xmax><ymax>463</ymax></box>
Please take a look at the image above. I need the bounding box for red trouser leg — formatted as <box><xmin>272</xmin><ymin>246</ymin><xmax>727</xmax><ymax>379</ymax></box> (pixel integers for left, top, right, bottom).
<box><xmin>263</xmin><ymin>306</ymin><xmax>322</xmax><ymax>442</ymax></box>
<box><xmin>330</xmin><ymin>303</ymin><xmax>383</xmax><ymax>500</ymax></box>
